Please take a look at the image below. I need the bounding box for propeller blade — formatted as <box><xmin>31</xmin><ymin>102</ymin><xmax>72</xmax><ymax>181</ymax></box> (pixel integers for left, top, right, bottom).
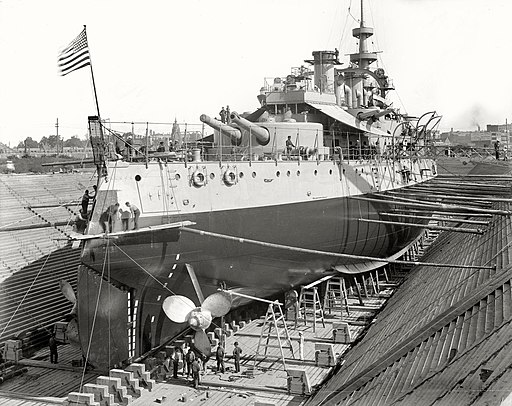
<box><xmin>185</xmin><ymin>263</ymin><xmax>205</xmax><ymax>304</ymax></box>
<box><xmin>60</xmin><ymin>280</ymin><xmax>76</xmax><ymax>304</ymax></box>
<box><xmin>202</xmin><ymin>292</ymin><xmax>232</xmax><ymax>318</ymax></box>
<box><xmin>66</xmin><ymin>318</ymin><xmax>81</xmax><ymax>348</ymax></box>
<box><xmin>193</xmin><ymin>329</ymin><xmax>212</xmax><ymax>358</ymax></box>
<box><xmin>162</xmin><ymin>295</ymin><xmax>196</xmax><ymax>323</ymax></box>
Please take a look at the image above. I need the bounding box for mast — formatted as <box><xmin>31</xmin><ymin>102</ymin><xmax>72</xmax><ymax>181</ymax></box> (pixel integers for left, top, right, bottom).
<box><xmin>351</xmin><ymin>0</ymin><xmax>377</xmax><ymax>71</ymax></box>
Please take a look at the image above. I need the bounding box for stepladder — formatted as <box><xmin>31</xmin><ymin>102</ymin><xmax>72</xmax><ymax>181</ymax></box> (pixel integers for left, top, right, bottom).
<box><xmin>255</xmin><ymin>302</ymin><xmax>295</xmax><ymax>370</ymax></box>
<box><xmin>323</xmin><ymin>276</ymin><xmax>351</xmax><ymax>319</ymax></box>
<box><xmin>298</xmin><ymin>286</ymin><xmax>325</xmax><ymax>332</ymax></box>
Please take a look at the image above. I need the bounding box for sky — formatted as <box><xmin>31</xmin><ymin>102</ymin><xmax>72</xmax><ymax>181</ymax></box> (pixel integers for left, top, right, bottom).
<box><xmin>1</xmin><ymin>0</ymin><xmax>511</xmax><ymax>147</ymax></box>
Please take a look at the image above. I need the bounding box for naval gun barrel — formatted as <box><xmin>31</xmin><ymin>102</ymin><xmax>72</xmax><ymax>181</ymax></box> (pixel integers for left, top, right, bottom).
<box><xmin>200</xmin><ymin>114</ymin><xmax>241</xmax><ymax>143</ymax></box>
<box><xmin>357</xmin><ymin>108</ymin><xmax>394</xmax><ymax>121</ymax></box>
<box><xmin>230</xmin><ymin>112</ymin><xmax>270</xmax><ymax>145</ymax></box>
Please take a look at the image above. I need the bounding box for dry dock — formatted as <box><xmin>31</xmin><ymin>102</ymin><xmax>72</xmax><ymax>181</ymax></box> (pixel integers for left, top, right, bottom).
<box><xmin>0</xmin><ymin>275</ymin><xmax>400</xmax><ymax>406</ymax></box>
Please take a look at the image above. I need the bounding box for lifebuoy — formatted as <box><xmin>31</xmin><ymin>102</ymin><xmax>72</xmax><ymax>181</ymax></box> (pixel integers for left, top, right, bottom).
<box><xmin>192</xmin><ymin>170</ymin><xmax>205</xmax><ymax>187</ymax></box>
<box><xmin>223</xmin><ymin>170</ymin><xmax>236</xmax><ymax>185</ymax></box>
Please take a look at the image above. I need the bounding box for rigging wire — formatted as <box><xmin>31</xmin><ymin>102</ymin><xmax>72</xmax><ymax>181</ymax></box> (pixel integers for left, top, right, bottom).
<box><xmin>0</xmin><ymin>250</ymin><xmax>54</xmax><ymax>338</ymax></box>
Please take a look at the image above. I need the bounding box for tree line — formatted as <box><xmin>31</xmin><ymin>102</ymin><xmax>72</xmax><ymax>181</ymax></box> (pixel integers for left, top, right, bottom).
<box><xmin>17</xmin><ymin>135</ymin><xmax>89</xmax><ymax>151</ymax></box>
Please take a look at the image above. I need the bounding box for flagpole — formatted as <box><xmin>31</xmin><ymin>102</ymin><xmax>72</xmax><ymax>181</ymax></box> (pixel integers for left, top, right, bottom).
<box><xmin>83</xmin><ymin>25</ymin><xmax>101</xmax><ymax>118</ymax></box>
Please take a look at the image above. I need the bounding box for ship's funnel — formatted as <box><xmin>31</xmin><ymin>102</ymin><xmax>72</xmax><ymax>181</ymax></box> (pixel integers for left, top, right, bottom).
<box><xmin>200</xmin><ymin>114</ymin><xmax>241</xmax><ymax>144</ymax></box>
<box><xmin>230</xmin><ymin>112</ymin><xmax>270</xmax><ymax>145</ymax></box>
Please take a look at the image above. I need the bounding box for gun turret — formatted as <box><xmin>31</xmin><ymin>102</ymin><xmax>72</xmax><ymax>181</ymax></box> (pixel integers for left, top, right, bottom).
<box><xmin>200</xmin><ymin>114</ymin><xmax>242</xmax><ymax>143</ymax></box>
<box><xmin>230</xmin><ymin>112</ymin><xmax>270</xmax><ymax>145</ymax></box>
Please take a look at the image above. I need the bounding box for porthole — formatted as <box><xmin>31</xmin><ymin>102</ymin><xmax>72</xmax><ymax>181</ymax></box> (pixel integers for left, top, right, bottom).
<box><xmin>297</xmin><ymin>170</ymin><xmax>301</xmax><ymax>176</ymax></box>
<box><xmin>314</xmin><ymin>170</ymin><xmax>318</xmax><ymax>176</ymax></box>
<box><xmin>329</xmin><ymin>169</ymin><xmax>333</xmax><ymax>175</ymax></box>
<box><xmin>287</xmin><ymin>171</ymin><xmax>291</xmax><ymax>177</ymax></box>
<box><xmin>276</xmin><ymin>171</ymin><xmax>281</xmax><ymax>177</ymax></box>
<box><xmin>252</xmin><ymin>172</ymin><xmax>257</xmax><ymax>178</ymax></box>
<box><xmin>175</xmin><ymin>174</ymin><xmax>181</xmax><ymax>181</ymax></box>
<box><xmin>209</xmin><ymin>173</ymin><xmax>215</xmax><ymax>180</ymax></box>
<box><xmin>135</xmin><ymin>175</ymin><xmax>142</xmax><ymax>182</ymax></box>
<box><xmin>239</xmin><ymin>172</ymin><xmax>244</xmax><ymax>179</ymax></box>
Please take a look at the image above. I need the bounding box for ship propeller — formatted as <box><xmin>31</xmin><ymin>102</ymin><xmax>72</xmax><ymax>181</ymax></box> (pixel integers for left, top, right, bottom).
<box><xmin>58</xmin><ymin>280</ymin><xmax>80</xmax><ymax>347</ymax></box>
<box><xmin>162</xmin><ymin>264</ymin><xmax>231</xmax><ymax>357</ymax></box>
<box><xmin>162</xmin><ymin>292</ymin><xmax>231</xmax><ymax>357</ymax></box>
<box><xmin>60</xmin><ymin>280</ymin><xmax>77</xmax><ymax>315</ymax></box>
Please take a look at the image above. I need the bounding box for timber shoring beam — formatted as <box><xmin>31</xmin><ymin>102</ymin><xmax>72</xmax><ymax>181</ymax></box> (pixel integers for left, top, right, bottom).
<box><xmin>317</xmin><ymin>264</ymin><xmax>512</xmax><ymax>406</ymax></box>
<box><xmin>358</xmin><ymin>218</ymin><xmax>484</xmax><ymax>234</ymax></box>
<box><xmin>180</xmin><ymin>227</ymin><xmax>495</xmax><ymax>270</ymax></box>
<box><xmin>387</xmin><ymin>209</ymin><xmax>493</xmax><ymax>218</ymax></box>
<box><xmin>378</xmin><ymin>213</ymin><xmax>489</xmax><ymax>226</ymax></box>
<box><xmin>350</xmin><ymin>196</ymin><xmax>511</xmax><ymax>216</ymax></box>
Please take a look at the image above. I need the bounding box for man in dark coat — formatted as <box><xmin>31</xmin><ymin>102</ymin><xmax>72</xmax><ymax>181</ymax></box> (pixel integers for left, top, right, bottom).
<box><xmin>81</xmin><ymin>190</ymin><xmax>90</xmax><ymax>213</ymax></box>
<box><xmin>233</xmin><ymin>341</ymin><xmax>242</xmax><ymax>373</ymax></box>
<box><xmin>49</xmin><ymin>334</ymin><xmax>58</xmax><ymax>364</ymax></box>
<box><xmin>215</xmin><ymin>344</ymin><xmax>225</xmax><ymax>373</ymax></box>
<box><xmin>185</xmin><ymin>348</ymin><xmax>195</xmax><ymax>378</ymax></box>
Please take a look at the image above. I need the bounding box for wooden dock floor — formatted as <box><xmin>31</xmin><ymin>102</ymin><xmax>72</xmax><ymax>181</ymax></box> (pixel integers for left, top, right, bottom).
<box><xmin>0</xmin><ymin>293</ymin><xmax>390</xmax><ymax>405</ymax></box>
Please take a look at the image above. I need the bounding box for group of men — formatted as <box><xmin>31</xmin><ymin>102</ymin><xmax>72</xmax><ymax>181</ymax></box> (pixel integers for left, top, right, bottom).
<box><xmin>219</xmin><ymin>106</ymin><xmax>231</xmax><ymax>124</ymax></box>
<box><xmin>99</xmin><ymin>201</ymin><xmax>141</xmax><ymax>233</ymax></box>
<box><xmin>215</xmin><ymin>341</ymin><xmax>243</xmax><ymax>374</ymax></box>
<box><xmin>165</xmin><ymin>341</ymin><xmax>243</xmax><ymax>389</ymax></box>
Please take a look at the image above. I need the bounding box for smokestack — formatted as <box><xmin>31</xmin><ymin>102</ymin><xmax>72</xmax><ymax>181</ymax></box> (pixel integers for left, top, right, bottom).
<box><xmin>477</xmin><ymin>124</ymin><xmax>481</xmax><ymax>132</ymax></box>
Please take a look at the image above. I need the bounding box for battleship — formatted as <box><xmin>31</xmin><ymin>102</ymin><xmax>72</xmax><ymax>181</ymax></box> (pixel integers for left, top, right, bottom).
<box><xmin>71</xmin><ymin>1</ymin><xmax>442</xmax><ymax>370</ymax></box>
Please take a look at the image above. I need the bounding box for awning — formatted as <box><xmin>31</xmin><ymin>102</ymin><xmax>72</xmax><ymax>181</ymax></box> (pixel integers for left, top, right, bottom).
<box><xmin>307</xmin><ymin>102</ymin><xmax>391</xmax><ymax>137</ymax></box>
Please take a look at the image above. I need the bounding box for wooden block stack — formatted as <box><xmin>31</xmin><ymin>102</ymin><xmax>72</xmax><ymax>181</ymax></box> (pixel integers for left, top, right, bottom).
<box><xmin>231</xmin><ymin>321</ymin><xmax>240</xmax><ymax>333</ymax></box>
<box><xmin>332</xmin><ymin>322</ymin><xmax>352</xmax><ymax>343</ymax></box>
<box><xmin>82</xmin><ymin>383</ymin><xmax>115</xmax><ymax>405</ymax></box>
<box><xmin>125</xmin><ymin>363</ymin><xmax>155</xmax><ymax>391</ymax></box>
<box><xmin>3</xmin><ymin>340</ymin><xmax>22</xmax><ymax>362</ymax></box>
<box><xmin>110</xmin><ymin>369</ymin><xmax>142</xmax><ymax>397</ymax></box>
<box><xmin>286</xmin><ymin>368</ymin><xmax>312</xmax><ymax>395</ymax></box>
<box><xmin>62</xmin><ymin>392</ymin><xmax>100</xmax><ymax>406</ymax></box>
<box><xmin>314</xmin><ymin>343</ymin><xmax>335</xmax><ymax>367</ymax></box>
<box><xmin>96</xmin><ymin>376</ymin><xmax>132</xmax><ymax>404</ymax></box>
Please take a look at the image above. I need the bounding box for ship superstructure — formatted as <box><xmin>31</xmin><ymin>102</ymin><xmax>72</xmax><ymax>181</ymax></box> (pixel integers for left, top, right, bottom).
<box><xmin>73</xmin><ymin>1</ymin><xmax>441</xmax><ymax>369</ymax></box>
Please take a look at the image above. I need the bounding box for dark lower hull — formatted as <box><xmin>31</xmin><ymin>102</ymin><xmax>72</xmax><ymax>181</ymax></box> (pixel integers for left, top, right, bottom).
<box><xmin>78</xmin><ymin>192</ymin><xmax>425</xmax><ymax>369</ymax></box>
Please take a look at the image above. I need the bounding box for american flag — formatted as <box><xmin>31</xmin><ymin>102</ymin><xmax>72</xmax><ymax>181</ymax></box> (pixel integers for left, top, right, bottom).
<box><xmin>58</xmin><ymin>28</ymin><xmax>90</xmax><ymax>76</ymax></box>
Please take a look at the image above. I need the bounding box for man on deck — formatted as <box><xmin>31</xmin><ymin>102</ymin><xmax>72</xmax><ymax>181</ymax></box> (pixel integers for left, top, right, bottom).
<box><xmin>126</xmin><ymin>202</ymin><xmax>140</xmax><ymax>230</ymax></box>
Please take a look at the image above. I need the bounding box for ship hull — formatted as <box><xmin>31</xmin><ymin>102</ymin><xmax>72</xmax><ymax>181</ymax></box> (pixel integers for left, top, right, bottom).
<box><xmin>78</xmin><ymin>189</ymin><xmax>426</xmax><ymax>369</ymax></box>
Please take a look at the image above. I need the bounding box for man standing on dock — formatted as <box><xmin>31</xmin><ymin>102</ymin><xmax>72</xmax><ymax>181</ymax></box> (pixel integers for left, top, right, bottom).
<box><xmin>215</xmin><ymin>344</ymin><xmax>225</xmax><ymax>373</ymax></box>
<box><xmin>233</xmin><ymin>342</ymin><xmax>242</xmax><ymax>373</ymax></box>
<box><xmin>185</xmin><ymin>348</ymin><xmax>195</xmax><ymax>378</ymax></box>
<box><xmin>191</xmin><ymin>358</ymin><xmax>201</xmax><ymax>388</ymax></box>
<box><xmin>49</xmin><ymin>334</ymin><xmax>58</xmax><ymax>364</ymax></box>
